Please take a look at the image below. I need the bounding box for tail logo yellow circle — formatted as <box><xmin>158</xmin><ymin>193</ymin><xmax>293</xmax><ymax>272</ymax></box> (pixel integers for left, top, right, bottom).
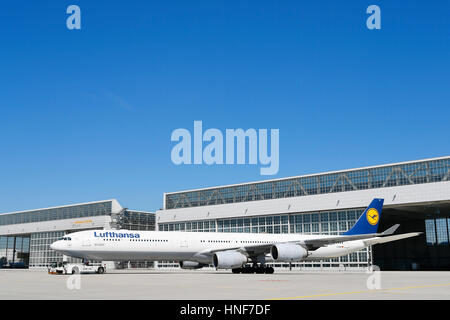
<box><xmin>366</xmin><ymin>208</ymin><xmax>379</xmax><ymax>225</ymax></box>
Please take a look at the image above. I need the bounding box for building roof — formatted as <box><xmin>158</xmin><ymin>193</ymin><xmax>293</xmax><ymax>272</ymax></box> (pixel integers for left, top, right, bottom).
<box><xmin>0</xmin><ymin>199</ymin><xmax>120</xmax><ymax>216</ymax></box>
<box><xmin>164</xmin><ymin>156</ymin><xmax>450</xmax><ymax>210</ymax></box>
<box><xmin>165</xmin><ymin>156</ymin><xmax>450</xmax><ymax>195</ymax></box>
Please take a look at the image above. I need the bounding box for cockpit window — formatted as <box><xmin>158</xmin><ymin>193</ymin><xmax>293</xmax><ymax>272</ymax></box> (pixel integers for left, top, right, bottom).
<box><xmin>61</xmin><ymin>237</ymin><xmax>72</xmax><ymax>241</ymax></box>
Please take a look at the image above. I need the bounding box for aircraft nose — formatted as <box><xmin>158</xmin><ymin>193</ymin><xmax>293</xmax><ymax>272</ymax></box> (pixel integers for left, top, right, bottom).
<box><xmin>50</xmin><ymin>241</ymin><xmax>61</xmax><ymax>251</ymax></box>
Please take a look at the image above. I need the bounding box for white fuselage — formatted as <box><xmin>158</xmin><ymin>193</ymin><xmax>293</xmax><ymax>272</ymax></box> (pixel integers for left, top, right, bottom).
<box><xmin>50</xmin><ymin>230</ymin><xmax>369</xmax><ymax>264</ymax></box>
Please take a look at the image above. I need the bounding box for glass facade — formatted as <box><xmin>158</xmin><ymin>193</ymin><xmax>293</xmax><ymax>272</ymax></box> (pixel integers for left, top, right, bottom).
<box><xmin>29</xmin><ymin>232</ymin><xmax>83</xmax><ymax>267</ymax></box>
<box><xmin>165</xmin><ymin>158</ymin><xmax>450</xmax><ymax>209</ymax></box>
<box><xmin>0</xmin><ymin>202</ymin><xmax>112</xmax><ymax>226</ymax></box>
<box><xmin>425</xmin><ymin>218</ymin><xmax>450</xmax><ymax>246</ymax></box>
<box><xmin>159</xmin><ymin>208</ymin><xmax>371</xmax><ymax>269</ymax></box>
<box><xmin>160</xmin><ymin>220</ymin><xmax>216</xmax><ymax>232</ymax></box>
<box><xmin>0</xmin><ymin>235</ymin><xmax>30</xmax><ymax>267</ymax></box>
<box><xmin>118</xmin><ymin>210</ymin><xmax>155</xmax><ymax>231</ymax></box>
<box><xmin>115</xmin><ymin>210</ymin><xmax>156</xmax><ymax>269</ymax></box>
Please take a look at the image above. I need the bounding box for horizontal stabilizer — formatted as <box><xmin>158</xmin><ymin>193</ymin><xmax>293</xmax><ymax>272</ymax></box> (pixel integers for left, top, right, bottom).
<box><xmin>363</xmin><ymin>232</ymin><xmax>422</xmax><ymax>246</ymax></box>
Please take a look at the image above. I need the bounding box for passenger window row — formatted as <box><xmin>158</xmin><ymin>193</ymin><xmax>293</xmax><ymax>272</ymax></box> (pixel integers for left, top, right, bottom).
<box><xmin>102</xmin><ymin>239</ymin><xmax>168</xmax><ymax>242</ymax></box>
<box><xmin>199</xmin><ymin>240</ymin><xmax>270</xmax><ymax>244</ymax></box>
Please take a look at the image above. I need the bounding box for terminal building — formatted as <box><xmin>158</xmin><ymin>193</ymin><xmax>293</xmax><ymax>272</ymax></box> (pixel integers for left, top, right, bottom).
<box><xmin>0</xmin><ymin>199</ymin><xmax>155</xmax><ymax>269</ymax></box>
<box><xmin>157</xmin><ymin>156</ymin><xmax>450</xmax><ymax>270</ymax></box>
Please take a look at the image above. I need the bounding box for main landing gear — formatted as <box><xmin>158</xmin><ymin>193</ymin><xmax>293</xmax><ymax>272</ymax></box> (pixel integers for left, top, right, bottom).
<box><xmin>232</xmin><ymin>264</ymin><xmax>274</xmax><ymax>274</ymax></box>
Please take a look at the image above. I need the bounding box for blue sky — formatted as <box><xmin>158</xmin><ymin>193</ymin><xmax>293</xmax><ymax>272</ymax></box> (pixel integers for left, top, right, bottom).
<box><xmin>0</xmin><ymin>1</ymin><xmax>449</xmax><ymax>212</ymax></box>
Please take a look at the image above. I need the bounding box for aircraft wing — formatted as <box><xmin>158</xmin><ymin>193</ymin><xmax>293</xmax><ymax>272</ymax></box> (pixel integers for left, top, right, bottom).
<box><xmin>206</xmin><ymin>243</ymin><xmax>273</xmax><ymax>257</ymax></box>
<box><xmin>205</xmin><ymin>225</ymin><xmax>407</xmax><ymax>255</ymax></box>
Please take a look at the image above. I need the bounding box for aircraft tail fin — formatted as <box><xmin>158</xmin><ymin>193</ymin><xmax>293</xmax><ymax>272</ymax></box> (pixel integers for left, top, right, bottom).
<box><xmin>343</xmin><ymin>198</ymin><xmax>384</xmax><ymax>235</ymax></box>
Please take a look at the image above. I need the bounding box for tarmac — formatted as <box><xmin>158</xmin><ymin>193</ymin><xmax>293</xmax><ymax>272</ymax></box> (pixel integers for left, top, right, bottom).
<box><xmin>0</xmin><ymin>269</ymin><xmax>449</xmax><ymax>300</ymax></box>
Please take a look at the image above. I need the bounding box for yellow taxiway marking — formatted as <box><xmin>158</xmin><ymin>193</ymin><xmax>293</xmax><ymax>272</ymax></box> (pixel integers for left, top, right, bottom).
<box><xmin>268</xmin><ymin>283</ymin><xmax>450</xmax><ymax>300</ymax></box>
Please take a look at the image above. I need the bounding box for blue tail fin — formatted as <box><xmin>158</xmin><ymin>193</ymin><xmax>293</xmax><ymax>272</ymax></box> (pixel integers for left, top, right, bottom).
<box><xmin>343</xmin><ymin>198</ymin><xmax>384</xmax><ymax>235</ymax></box>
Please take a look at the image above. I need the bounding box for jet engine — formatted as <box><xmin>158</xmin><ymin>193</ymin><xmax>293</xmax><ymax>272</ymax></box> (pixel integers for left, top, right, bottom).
<box><xmin>213</xmin><ymin>251</ymin><xmax>248</xmax><ymax>269</ymax></box>
<box><xmin>270</xmin><ymin>243</ymin><xmax>308</xmax><ymax>262</ymax></box>
<box><xmin>179</xmin><ymin>261</ymin><xmax>206</xmax><ymax>269</ymax></box>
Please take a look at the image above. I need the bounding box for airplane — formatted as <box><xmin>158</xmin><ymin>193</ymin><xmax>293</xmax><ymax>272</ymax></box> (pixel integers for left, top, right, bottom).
<box><xmin>50</xmin><ymin>198</ymin><xmax>421</xmax><ymax>274</ymax></box>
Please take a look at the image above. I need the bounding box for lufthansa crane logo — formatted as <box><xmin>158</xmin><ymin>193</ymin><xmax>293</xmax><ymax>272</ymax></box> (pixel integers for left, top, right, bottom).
<box><xmin>366</xmin><ymin>208</ymin><xmax>379</xmax><ymax>226</ymax></box>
